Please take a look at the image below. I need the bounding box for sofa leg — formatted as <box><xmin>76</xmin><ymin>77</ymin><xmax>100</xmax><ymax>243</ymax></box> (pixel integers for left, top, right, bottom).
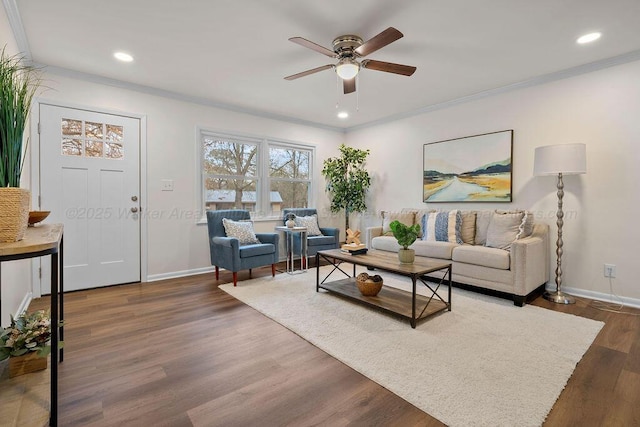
<box><xmin>272</xmin><ymin>264</ymin><xmax>276</xmax><ymax>277</ymax></box>
<box><xmin>513</xmin><ymin>296</ymin><xmax>525</xmax><ymax>307</ymax></box>
<box><xmin>215</xmin><ymin>266</ymin><xmax>219</xmax><ymax>280</ymax></box>
<box><xmin>233</xmin><ymin>272</ymin><xmax>238</xmax><ymax>287</ymax></box>
<box><xmin>367</xmin><ymin>266</ymin><xmax>375</xmax><ymax>271</ymax></box>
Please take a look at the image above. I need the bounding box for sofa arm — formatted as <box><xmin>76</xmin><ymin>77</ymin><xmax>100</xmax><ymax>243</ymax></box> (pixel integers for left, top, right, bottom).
<box><xmin>366</xmin><ymin>226</ymin><xmax>383</xmax><ymax>248</ymax></box>
<box><xmin>510</xmin><ymin>229</ymin><xmax>549</xmax><ymax>296</ymax></box>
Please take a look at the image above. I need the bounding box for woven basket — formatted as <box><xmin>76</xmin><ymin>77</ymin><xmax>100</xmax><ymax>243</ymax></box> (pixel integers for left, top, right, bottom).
<box><xmin>356</xmin><ymin>278</ymin><xmax>383</xmax><ymax>296</ymax></box>
<box><xmin>0</xmin><ymin>188</ymin><xmax>31</xmax><ymax>242</ymax></box>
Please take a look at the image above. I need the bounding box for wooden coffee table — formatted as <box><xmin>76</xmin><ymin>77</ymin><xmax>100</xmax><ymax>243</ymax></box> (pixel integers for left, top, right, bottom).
<box><xmin>316</xmin><ymin>249</ymin><xmax>452</xmax><ymax>328</ymax></box>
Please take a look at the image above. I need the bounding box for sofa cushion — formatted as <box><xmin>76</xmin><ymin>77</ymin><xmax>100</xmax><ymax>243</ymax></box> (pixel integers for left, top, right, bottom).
<box><xmin>412</xmin><ymin>241</ymin><xmax>458</xmax><ymax>260</ymax></box>
<box><xmin>452</xmin><ymin>245</ymin><xmax>510</xmax><ymax>270</ymax></box>
<box><xmin>371</xmin><ymin>236</ymin><xmax>401</xmax><ymax>252</ymax></box>
<box><xmin>382</xmin><ymin>211</ymin><xmax>415</xmax><ymax>236</ymax></box>
<box><xmin>222</xmin><ymin>218</ymin><xmax>260</xmax><ymax>245</ymax></box>
<box><xmin>421</xmin><ymin>210</ymin><xmax>462</xmax><ymax>244</ymax></box>
<box><xmin>485</xmin><ymin>210</ymin><xmax>533</xmax><ymax>250</ymax></box>
<box><xmin>294</xmin><ymin>214</ymin><xmax>323</xmax><ymax>236</ymax></box>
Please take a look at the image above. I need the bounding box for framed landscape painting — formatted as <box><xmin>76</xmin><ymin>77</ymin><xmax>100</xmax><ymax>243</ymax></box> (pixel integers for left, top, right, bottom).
<box><xmin>423</xmin><ymin>130</ymin><xmax>513</xmax><ymax>202</ymax></box>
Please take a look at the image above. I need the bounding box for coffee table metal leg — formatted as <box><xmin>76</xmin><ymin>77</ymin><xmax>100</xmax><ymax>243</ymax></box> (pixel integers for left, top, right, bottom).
<box><xmin>411</xmin><ymin>275</ymin><xmax>417</xmax><ymax>329</ymax></box>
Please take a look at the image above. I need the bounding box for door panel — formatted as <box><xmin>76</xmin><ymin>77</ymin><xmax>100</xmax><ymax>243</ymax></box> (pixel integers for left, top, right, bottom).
<box><xmin>39</xmin><ymin>104</ymin><xmax>141</xmax><ymax>292</ymax></box>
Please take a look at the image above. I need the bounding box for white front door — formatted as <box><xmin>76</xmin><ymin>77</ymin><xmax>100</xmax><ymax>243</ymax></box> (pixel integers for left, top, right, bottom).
<box><xmin>39</xmin><ymin>104</ymin><xmax>141</xmax><ymax>292</ymax></box>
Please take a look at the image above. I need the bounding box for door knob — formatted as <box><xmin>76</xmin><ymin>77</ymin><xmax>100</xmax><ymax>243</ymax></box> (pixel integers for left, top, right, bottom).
<box><xmin>131</xmin><ymin>207</ymin><xmax>138</xmax><ymax>213</ymax></box>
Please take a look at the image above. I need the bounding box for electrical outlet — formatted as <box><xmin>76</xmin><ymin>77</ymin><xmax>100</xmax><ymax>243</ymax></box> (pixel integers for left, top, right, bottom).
<box><xmin>604</xmin><ymin>264</ymin><xmax>616</xmax><ymax>278</ymax></box>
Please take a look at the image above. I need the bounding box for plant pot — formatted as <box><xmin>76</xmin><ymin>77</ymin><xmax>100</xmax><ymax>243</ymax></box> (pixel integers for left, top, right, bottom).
<box><xmin>0</xmin><ymin>188</ymin><xmax>31</xmax><ymax>242</ymax></box>
<box><xmin>398</xmin><ymin>248</ymin><xmax>415</xmax><ymax>264</ymax></box>
<box><xmin>8</xmin><ymin>352</ymin><xmax>47</xmax><ymax>378</ymax></box>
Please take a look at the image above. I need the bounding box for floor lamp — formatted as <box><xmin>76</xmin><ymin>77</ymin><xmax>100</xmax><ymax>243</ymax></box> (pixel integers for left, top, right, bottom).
<box><xmin>533</xmin><ymin>143</ymin><xmax>586</xmax><ymax>304</ymax></box>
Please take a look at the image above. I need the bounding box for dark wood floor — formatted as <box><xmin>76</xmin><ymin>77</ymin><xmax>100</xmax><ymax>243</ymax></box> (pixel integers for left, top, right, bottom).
<box><xmin>28</xmin><ymin>264</ymin><xmax>640</xmax><ymax>426</ymax></box>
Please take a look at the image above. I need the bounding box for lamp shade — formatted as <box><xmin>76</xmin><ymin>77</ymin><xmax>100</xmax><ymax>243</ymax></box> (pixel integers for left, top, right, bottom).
<box><xmin>533</xmin><ymin>143</ymin><xmax>586</xmax><ymax>176</ymax></box>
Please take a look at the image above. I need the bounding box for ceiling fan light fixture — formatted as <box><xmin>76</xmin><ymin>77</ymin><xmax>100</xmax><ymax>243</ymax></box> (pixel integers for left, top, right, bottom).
<box><xmin>336</xmin><ymin>58</ymin><xmax>360</xmax><ymax>80</ymax></box>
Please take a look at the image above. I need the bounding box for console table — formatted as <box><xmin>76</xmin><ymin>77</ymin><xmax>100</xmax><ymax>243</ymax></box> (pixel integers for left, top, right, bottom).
<box><xmin>0</xmin><ymin>224</ymin><xmax>64</xmax><ymax>426</ymax></box>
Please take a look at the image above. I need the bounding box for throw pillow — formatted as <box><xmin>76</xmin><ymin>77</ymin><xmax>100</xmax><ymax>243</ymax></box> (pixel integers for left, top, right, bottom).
<box><xmin>495</xmin><ymin>209</ymin><xmax>534</xmax><ymax>238</ymax></box>
<box><xmin>294</xmin><ymin>214</ymin><xmax>323</xmax><ymax>236</ymax></box>
<box><xmin>222</xmin><ymin>218</ymin><xmax>260</xmax><ymax>245</ymax></box>
<box><xmin>460</xmin><ymin>211</ymin><xmax>477</xmax><ymax>245</ymax></box>
<box><xmin>484</xmin><ymin>210</ymin><xmax>530</xmax><ymax>250</ymax></box>
<box><xmin>474</xmin><ymin>211</ymin><xmax>493</xmax><ymax>246</ymax></box>
<box><xmin>421</xmin><ymin>210</ymin><xmax>463</xmax><ymax>243</ymax></box>
<box><xmin>382</xmin><ymin>211</ymin><xmax>415</xmax><ymax>236</ymax></box>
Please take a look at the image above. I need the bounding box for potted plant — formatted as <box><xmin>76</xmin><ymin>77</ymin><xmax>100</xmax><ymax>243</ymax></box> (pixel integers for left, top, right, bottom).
<box><xmin>321</xmin><ymin>144</ymin><xmax>371</xmax><ymax>230</ymax></box>
<box><xmin>389</xmin><ymin>220</ymin><xmax>421</xmax><ymax>264</ymax></box>
<box><xmin>0</xmin><ymin>310</ymin><xmax>57</xmax><ymax>377</ymax></box>
<box><xmin>0</xmin><ymin>47</ymin><xmax>42</xmax><ymax>242</ymax></box>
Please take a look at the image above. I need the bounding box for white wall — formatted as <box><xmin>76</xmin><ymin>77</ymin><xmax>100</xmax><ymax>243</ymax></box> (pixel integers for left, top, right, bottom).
<box><xmin>34</xmin><ymin>72</ymin><xmax>344</xmax><ymax>281</ymax></box>
<box><xmin>1</xmin><ymin>5</ymin><xmax>32</xmax><ymax>327</ymax></box>
<box><xmin>347</xmin><ymin>59</ymin><xmax>640</xmax><ymax>303</ymax></box>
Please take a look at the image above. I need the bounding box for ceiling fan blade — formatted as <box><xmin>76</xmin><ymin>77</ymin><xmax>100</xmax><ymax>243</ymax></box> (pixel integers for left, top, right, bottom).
<box><xmin>355</xmin><ymin>27</ymin><xmax>403</xmax><ymax>57</ymax></box>
<box><xmin>343</xmin><ymin>78</ymin><xmax>356</xmax><ymax>94</ymax></box>
<box><xmin>289</xmin><ymin>37</ymin><xmax>337</xmax><ymax>58</ymax></box>
<box><xmin>284</xmin><ymin>64</ymin><xmax>334</xmax><ymax>80</ymax></box>
<box><xmin>362</xmin><ymin>59</ymin><xmax>416</xmax><ymax>76</ymax></box>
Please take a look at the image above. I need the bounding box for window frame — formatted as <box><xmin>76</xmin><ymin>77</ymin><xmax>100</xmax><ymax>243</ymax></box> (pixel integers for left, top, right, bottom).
<box><xmin>198</xmin><ymin>128</ymin><xmax>315</xmax><ymax>223</ymax></box>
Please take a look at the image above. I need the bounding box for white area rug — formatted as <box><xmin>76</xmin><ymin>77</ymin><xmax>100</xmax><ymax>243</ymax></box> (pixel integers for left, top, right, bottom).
<box><xmin>220</xmin><ymin>266</ymin><xmax>604</xmax><ymax>427</ymax></box>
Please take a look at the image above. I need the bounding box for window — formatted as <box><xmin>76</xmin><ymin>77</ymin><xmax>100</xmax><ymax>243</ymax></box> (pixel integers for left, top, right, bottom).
<box><xmin>201</xmin><ymin>130</ymin><xmax>313</xmax><ymax>218</ymax></box>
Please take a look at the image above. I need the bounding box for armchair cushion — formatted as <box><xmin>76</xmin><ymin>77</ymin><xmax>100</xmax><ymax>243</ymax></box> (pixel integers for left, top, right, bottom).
<box><xmin>307</xmin><ymin>235</ymin><xmax>337</xmax><ymax>247</ymax></box>
<box><xmin>222</xmin><ymin>218</ymin><xmax>260</xmax><ymax>244</ymax></box>
<box><xmin>294</xmin><ymin>214</ymin><xmax>323</xmax><ymax>236</ymax></box>
<box><xmin>239</xmin><ymin>243</ymin><xmax>276</xmax><ymax>258</ymax></box>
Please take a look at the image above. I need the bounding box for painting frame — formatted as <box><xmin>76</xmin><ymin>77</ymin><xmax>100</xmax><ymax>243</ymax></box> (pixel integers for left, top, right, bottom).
<box><xmin>423</xmin><ymin>130</ymin><xmax>513</xmax><ymax>203</ymax></box>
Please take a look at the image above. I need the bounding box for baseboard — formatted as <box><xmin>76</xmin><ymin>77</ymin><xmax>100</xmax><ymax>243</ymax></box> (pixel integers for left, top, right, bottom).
<box><xmin>146</xmin><ymin>266</ymin><xmax>215</xmax><ymax>282</ymax></box>
<box><xmin>17</xmin><ymin>292</ymin><xmax>33</xmax><ymax>317</ymax></box>
<box><xmin>547</xmin><ymin>284</ymin><xmax>640</xmax><ymax>309</ymax></box>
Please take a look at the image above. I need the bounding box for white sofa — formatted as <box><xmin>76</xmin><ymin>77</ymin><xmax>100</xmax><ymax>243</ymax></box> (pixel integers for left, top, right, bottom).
<box><xmin>366</xmin><ymin>209</ymin><xmax>550</xmax><ymax>306</ymax></box>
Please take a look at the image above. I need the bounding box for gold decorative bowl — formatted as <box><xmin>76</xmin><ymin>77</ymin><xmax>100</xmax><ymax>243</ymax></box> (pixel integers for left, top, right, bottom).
<box><xmin>28</xmin><ymin>210</ymin><xmax>51</xmax><ymax>226</ymax></box>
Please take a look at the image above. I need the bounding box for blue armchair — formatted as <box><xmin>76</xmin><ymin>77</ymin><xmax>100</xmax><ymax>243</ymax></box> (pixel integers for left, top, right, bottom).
<box><xmin>206</xmin><ymin>209</ymin><xmax>279</xmax><ymax>286</ymax></box>
<box><xmin>282</xmin><ymin>208</ymin><xmax>340</xmax><ymax>266</ymax></box>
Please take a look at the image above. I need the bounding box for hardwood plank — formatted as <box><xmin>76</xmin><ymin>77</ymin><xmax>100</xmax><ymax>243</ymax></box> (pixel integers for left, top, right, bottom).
<box><xmin>6</xmin><ymin>265</ymin><xmax>639</xmax><ymax>426</ymax></box>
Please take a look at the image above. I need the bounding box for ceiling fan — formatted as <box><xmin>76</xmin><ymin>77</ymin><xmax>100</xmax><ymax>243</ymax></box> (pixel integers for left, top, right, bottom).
<box><xmin>284</xmin><ymin>27</ymin><xmax>417</xmax><ymax>94</ymax></box>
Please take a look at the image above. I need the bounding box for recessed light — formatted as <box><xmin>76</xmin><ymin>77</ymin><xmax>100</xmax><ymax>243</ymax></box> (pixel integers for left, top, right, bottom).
<box><xmin>114</xmin><ymin>52</ymin><xmax>134</xmax><ymax>62</ymax></box>
<box><xmin>576</xmin><ymin>32</ymin><xmax>601</xmax><ymax>44</ymax></box>
<box><xmin>337</xmin><ymin>111</ymin><xmax>349</xmax><ymax>119</ymax></box>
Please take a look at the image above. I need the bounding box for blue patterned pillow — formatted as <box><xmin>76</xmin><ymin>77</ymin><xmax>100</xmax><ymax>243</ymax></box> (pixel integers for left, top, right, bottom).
<box><xmin>421</xmin><ymin>210</ymin><xmax>463</xmax><ymax>243</ymax></box>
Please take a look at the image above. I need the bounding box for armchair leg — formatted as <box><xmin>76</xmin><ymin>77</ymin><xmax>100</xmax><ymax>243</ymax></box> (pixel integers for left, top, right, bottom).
<box><xmin>215</xmin><ymin>266</ymin><xmax>219</xmax><ymax>280</ymax></box>
<box><xmin>233</xmin><ymin>272</ymin><xmax>238</xmax><ymax>287</ymax></box>
<box><xmin>272</xmin><ymin>264</ymin><xmax>276</xmax><ymax>277</ymax></box>
<box><xmin>302</xmin><ymin>257</ymin><xmax>307</xmax><ymax>269</ymax></box>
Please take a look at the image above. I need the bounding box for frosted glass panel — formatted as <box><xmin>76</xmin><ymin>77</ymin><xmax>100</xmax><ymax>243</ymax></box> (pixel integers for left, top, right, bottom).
<box><xmin>62</xmin><ymin>138</ymin><xmax>82</xmax><ymax>156</ymax></box>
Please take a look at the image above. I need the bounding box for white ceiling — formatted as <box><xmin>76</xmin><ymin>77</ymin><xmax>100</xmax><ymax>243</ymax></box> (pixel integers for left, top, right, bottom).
<box><xmin>8</xmin><ymin>0</ymin><xmax>640</xmax><ymax>130</ymax></box>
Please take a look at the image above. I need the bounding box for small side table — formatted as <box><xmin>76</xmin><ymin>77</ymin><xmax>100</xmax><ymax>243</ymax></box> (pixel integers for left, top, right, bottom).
<box><xmin>275</xmin><ymin>226</ymin><xmax>308</xmax><ymax>274</ymax></box>
<box><xmin>0</xmin><ymin>224</ymin><xmax>64</xmax><ymax>427</ymax></box>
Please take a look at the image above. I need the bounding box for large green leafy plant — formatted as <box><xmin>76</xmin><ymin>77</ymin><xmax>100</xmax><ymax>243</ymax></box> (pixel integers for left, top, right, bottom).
<box><xmin>321</xmin><ymin>144</ymin><xmax>371</xmax><ymax>230</ymax></box>
<box><xmin>0</xmin><ymin>47</ymin><xmax>41</xmax><ymax>187</ymax></box>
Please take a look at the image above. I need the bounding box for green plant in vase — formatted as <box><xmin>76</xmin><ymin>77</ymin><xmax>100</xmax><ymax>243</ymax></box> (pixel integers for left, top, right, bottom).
<box><xmin>0</xmin><ymin>46</ymin><xmax>43</xmax><ymax>242</ymax></box>
<box><xmin>389</xmin><ymin>220</ymin><xmax>420</xmax><ymax>264</ymax></box>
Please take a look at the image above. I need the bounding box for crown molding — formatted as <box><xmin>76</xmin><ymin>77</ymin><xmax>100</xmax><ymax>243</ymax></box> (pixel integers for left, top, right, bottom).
<box><xmin>346</xmin><ymin>49</ymin><xmax>640</xmax><ymax>132</ymax></box>
<box><xmin>3</xmin><ymin>0</ymin><xmax>31</xmax><ymax>58</ymax></box>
